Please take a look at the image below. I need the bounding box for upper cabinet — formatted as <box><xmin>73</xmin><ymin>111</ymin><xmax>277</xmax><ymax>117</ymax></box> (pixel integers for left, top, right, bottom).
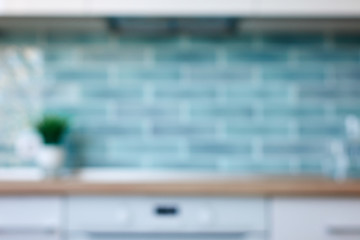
<box><xmin>0</xmin><ymin>0</ymin><xmax>360</xmax><ymax>17</ymax></box>
<box><xmin>259</xmin><ymin>0</ymin><xmax>360</xmax><ymax>17</ymax></box>
<box><xmin>1</xmin><ymin>0</ymin><xmax>86</xmax><ymax>15</ymax></box>
<box><xmin>88</xmin><ymin>0</ymin><xmax>255</xmax><ymax>16</ymax></box>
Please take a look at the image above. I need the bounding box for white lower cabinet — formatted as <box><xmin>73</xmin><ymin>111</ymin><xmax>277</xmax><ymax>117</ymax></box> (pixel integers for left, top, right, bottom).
<box><xmin>0</xmin><ymin>196</ymin><xmax>62</xmax><ymax>240</ymax></box>
<box><xmin>271</xmin><ymin>198</ymin><xmax>360</xmax><ymax>240</ymax></box>
<box><xmin>66</xmin><ymin>196</ymin><xmax>266</xmax><ymax>240</ymax></box>
<box><xmin>6</xmin><ymin>195</ymin><xmax>360</xmax><ymax>240</ymax></box>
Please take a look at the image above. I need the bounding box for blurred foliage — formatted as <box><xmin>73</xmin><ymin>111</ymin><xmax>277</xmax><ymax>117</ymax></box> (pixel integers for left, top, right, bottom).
<box><xmin>36</xmin><ymin>115</ymin><xmax>68</xmax><ymax>145</ymax></box>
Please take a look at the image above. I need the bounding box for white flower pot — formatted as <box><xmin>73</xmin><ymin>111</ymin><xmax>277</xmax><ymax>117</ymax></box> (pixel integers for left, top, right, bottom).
<box><xmin>36</xmin><ymin>145</ymin><xmax>65</xmax><ymax>177</ymax></box>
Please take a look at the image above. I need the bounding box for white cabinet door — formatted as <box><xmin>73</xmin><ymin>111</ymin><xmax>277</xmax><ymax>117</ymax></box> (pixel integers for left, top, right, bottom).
<box><xmin>88</xmin><ymin>0</ymin><xmax>255</xmax><ymax>16</ymax></box>
<box><xmin>3</xmin><ymin>0</ymin><xmax>85</xmax><ymax>15</ymax></box>
<box><xmin>259</xmin><ymin>0</ymin><xmax>360</xmax><ymax>17</ymax></box>
<box><xmin>271</xmin><ymin>198</ymin><xmax>360</xmax><ymax>240</ymax></box>
<box><xmin>67</xmin><ymin>196</ymin><xmax>266</xmax><ymax>232</ymax></box>
<box><xmin>67</xmin><ymin>196</ymin><xmax>266</xmax><ymax>240</ymax></box>
<box><xmin>0</xmin><ymin>196</ymin><xmax>62</xmax><ymax>240</ymax></box>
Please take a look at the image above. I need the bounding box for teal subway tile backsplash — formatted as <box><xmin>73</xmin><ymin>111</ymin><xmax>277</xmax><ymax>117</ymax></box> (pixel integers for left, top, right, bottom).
<box><xmin>0</xmin><ymin>32</ymin><xmax>38</xmax><ymax>44</ymax></box>
<box><xmin>155</xmin><ymin>48</ymin><xmax>217</xmax><ymax>64</ymax></box>
<box><xmin>226</xmin><ymin>121</ymin><xmax>290</xmax><ymax>139</ymax></box>
<box><xmin>117</xmin><ymin>67</ymin><xmax>181</xmax><ymax>81</ymax></box>
<box><xmin>54</xmin><ymin>67</ymin><xmax>109</xmax><ymax>81</ymax></box>
<box><xmin>262</xmin><ymin>105</ymin><xmax>326</xmax><ymax>120</ymax></box>
<box><xmin>334</xmin><ymin>66</ymin><xmax>360</xmax><ymax>80</ymax></box>
<box><xmin>2</xmin><ymin>22</ymin><xmax>360</xmax><ymax>175</ymax></box>
<box><xmin>261</xmin><ymin>65</ymin><xmax>326</xmax><ymax>82</ymax></box>
<box><xmin>81</xmin><ymin>48</ymin><xmax>146</xmax><ymax>63</ymax></box>
<box><xmin>152</xmin><ymin>122</ymin><xmax>217</xmax><ymax>138</ymax></box>
<box><xmin>187</xmin><ymin>35</ymin><xmax>256</xmax><ymax>48</ymax></box>
<box><xmin>189</xmin><ymin>104</ymin><xmax>254</xmax><ymax>119</ymax></box>
<box><xmin>261</xmin><ymin>33</ymin><xmax>325</xmax><ymax>48</ymax></box>
<box><xmin>46</xmin><ymin>32</ymin><xmax>109</xmax><ymax>45</ymax></box>
<box><xmin>189</xmin><ymin>141</ymin><xmax>252</xmax><ymax>156</ymax></box>
<box><xmin>296</xmin><ymin>50</ymin><xmax>360</xmax><ymax>63</ymax></box>
<box><xmin>187</xmin><ymin>67</ymin><xmax>254</xmax><ymax>82</ymax></box>
<box><xmin>154</xmin><ymin>85</ymin><xmax>217</xmax><ymax>101</ymax></box>
<box><xmin>226</xmin><ymin>49</ymin><xmax>290</xmax><ymax>63</ymax></box>
<box><xmin>333</xmin><ymin>34</ymin><xmax>360</xmax><ymax>47</ymax></box>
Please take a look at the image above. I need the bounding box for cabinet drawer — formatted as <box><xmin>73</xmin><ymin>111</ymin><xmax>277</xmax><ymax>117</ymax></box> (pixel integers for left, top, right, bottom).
<box><xmin>0</xmin><ymin>196</ymin><xmax>62</xmax><ymax>228</ymax></box>
<box><xmin>271</xmin><ymin>198</ymin><xmax>360</xmax><ymax>240</ymax></box>
<box><xmin>67</xmin><ymin>197</ymin><xmax>266</xmax><ymax>232</ymax></box>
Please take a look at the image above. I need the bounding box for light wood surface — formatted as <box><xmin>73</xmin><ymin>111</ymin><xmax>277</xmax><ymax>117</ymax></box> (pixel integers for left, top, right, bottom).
<box><xmin>1</xmin><ymin>178</ymin><xmax>360</xmax><ymax>196</ymax></box>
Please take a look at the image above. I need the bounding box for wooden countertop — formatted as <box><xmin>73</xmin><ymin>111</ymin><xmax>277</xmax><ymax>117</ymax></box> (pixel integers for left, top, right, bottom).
<box><xmin>2</xmin><ymin>178</ymin><xmax>360</xmax><ymax>196</ymax></box>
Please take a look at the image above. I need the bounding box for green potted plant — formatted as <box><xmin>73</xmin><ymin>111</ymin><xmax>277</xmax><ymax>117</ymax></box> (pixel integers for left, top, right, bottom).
<box><xmin>35</xmin><ymin>115</ymin><xmax>68</xmax><ymax>177</ymax></box>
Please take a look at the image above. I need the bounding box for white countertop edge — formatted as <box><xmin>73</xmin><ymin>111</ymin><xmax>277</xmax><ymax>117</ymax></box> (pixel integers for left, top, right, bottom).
<box><xmin>77</xmin><ymin>168</ymin><xmax>240</xmax><ymax>182</ymax></box>
<box><xmin>0</xmin><ymin>167</ymin><xmax>44</xmax><ymax>181</ymax></box>
<box><xmin>0</xmin><ymin>167</ymin><xmax>328</xmax><ymax>182</ymax></box>
<box><xmin>0</xmin><ymin>167</ymin><xmax>247</xmax><ymax>182</ymax></box>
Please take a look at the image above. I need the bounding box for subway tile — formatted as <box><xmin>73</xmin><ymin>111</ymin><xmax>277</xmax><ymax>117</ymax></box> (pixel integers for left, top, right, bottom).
<box><xmin>46</xmin><ymin>32</ymin><xmax>109</xmax><ymax>45</ymax></box>
<box><xmin>117</xmin><ymin>67</ymin><xmax>181</xmax><ymax>81</ymax></box>
<box><xmin>190</xmin><ymin>104</ymin><xmax>254</xmax><ymax>119</ymax></box>
<box><xmin>110</xmin><ymin>141</ymin><xmax>179</xmax><ymax>156</ymax></box>
<box><xmin>227</xmin><ymin>49</ymin><xmax>289</xmax><ymax>63</ymax></box>
<box><xmin>299</xmin><ymin>85</ymin><xmax>360</xmax><ymax>102</ymax></box>
<box><xmin>81</xmin><ymin>48</ymin><xmax>145</xmax><ymax>63</ymax></box>
<box><xmin>154</xmin><ymin>85</ymin><xmax>217</xmax><ymax>101</ymax></box>
<box><xmin>152</xmin><ymin>122</ymin><xmax>217</xmax><ymax>138</ymax></box>
<box><xmin>263</xmin><ymin>105</ymin><xmax>326</xmax><ymax>119</ymax></box>
<box><xmin>335</xmin><ymin>106</ymin><xmax>360</xmax><ymax>118</ymax></box>
<box><xmin>147</xmin><ymin>158</ymin><xmax>219</xmax><ymax>171</ymax></box>
<box><xmin>76</xmin><ymin>123</ymin><xmax>143</xmax><ymax>137</ymax></box>
<box><xmin>114</xmin><ymin>104</ymin><xmax>180</xmax><ymax>119</ymax></box>
<box><xmin>82</xmin><ymin>85</ymin><xmax>143</xmax><ymax>101</ymax></box>
<box><xmin>225</xmin><ymin>159</ymin><xmax>294</xmax><ymax>174</ymax></box>
<box><xmin>155</xmin><ymin>48</ymin><xmax>217</xmax><ymax>64</ymax></box>
<box><xmin>84</xmin><ymin>158</ymin><xmax>143</xmax><ymax>168</ymax></box>
<box><xmin>53</xmin><ymin>67</ymin><xmax>108</xmax><ymax>81</ymax></box>
<box><xmin>262</xmin><ymin>65</ymin><xmax>325</xmax><ymax>82</ymax></box>
<box><xmin>44</xmin><ymin>48</ymin><xmax>76</xmax><ymax>64</ymax></box>
<box><xmin>0</xmin><ymin>32</ymin><xmax>38</xmax><ymax>44</ymax></box>
<box><xmin>189</xmin><ymin>141</ymin><xmax>252</xmax><ymax>156</ymax></box>
<box><xmin>296</xmin><ymin>50</ymin><xmax>359</xmax><ymax>63</ymax></box>
<box><xmin>334</xmin><ymin>34</ymin><xmax>360</xmax><ymax>48</ymax></box>
<box><xmin>263</xmin><ymin>141</ymin><xmax>327</xmax><ymax>155</ymax></box>
<box><xmin>187</xmin><ymin>34</ymin><xmax>257</xmax><ymax>48</ymax></box>
<box><xmin>45</xmin><ymin>104</ymin><xmax>106</xmax><ymax>118</ymax></box>
<box><xmin>299</xmin><ymin>158</ymin><xmax>325</xmax><ymax>174</ymax></box>
<box><xmin>262</xmin><ymin>33</ymin><xmax>325</xmax><ymax>48</ymax></box>
<box><xmin>333</xmin><ymin>66</ymin><xmax>360</xmax><ymax>80</ymax></box>
<box><xmin>188</xmin><ymin>67</ymin><xmax>253</xmax><ymax>82</ymax></box>
<box><xmin>225</xmin><ymin>85</ymin><xmax>289</xmax><ymax>103</ymax></box>
<box><xmin>117</xmin><ymin>36</ymin><xmax>182</xmax><ymax>46</ymax></box>
<box><xmin>226</xmin><ymin>121</ymin><xmax>290</xmax><ymax>138</ymax></box>
<box><xmin>298</xmin><ymin>121</ymin><xmax>344</xmax><ymax>137</ymax></box>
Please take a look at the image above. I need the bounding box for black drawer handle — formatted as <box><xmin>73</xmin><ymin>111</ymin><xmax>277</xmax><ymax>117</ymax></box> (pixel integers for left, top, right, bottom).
<box><xmin>155</xmin><ymin>206</ymin><xmax>179</xmax><ymax>216</ymax></box>
<box><xmin>328</xmin><ymin>225</ymin><xmax>360</xmax><ymax>236</ymax></box>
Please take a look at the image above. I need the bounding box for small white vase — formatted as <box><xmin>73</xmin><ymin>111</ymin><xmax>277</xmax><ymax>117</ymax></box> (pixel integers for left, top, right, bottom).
<box><xmin>36</xmin><ymin>145</ymin><xmax>65</xmax><ymax>178</ymax></box>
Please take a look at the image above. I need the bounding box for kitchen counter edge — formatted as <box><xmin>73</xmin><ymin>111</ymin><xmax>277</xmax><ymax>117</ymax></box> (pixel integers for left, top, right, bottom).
<box><xmin>1</xmin><ymin>179</ymin><xmax>360</xmax><ymax>196</ymax></box>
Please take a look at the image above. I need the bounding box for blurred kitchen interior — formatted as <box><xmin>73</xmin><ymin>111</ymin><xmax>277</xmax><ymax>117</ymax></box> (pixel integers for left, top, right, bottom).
<box><xmin>1</xmin><ymin>1</ymin><xmax>360</xmax><ymax>240</ymax></box>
